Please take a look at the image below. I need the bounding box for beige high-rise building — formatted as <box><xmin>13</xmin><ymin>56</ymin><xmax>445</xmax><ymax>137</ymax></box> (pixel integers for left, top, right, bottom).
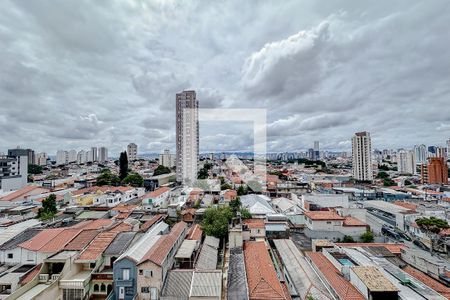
<box><xmin>98</xmin><ymin>147</ymin><xmax>108</xmax><ymax>163</ymax></box>
<box><xmin>352</xmin><ymin>131</ymin><xmax>373</xmax><ymax>181</ymax></box>
<box><xmin>159</xmin><ymin>149</ymin><xmax>175</xmax><ymax>168</ymax></box>
<box><xmin>127</xmin><ymin>143</ymin><xmax>138</xmax><ymax>161</ymax></box>
<box><xmin>176</xmin><ymin>90</ymin><xmax>199</xmax><ymax>185</ymax></box>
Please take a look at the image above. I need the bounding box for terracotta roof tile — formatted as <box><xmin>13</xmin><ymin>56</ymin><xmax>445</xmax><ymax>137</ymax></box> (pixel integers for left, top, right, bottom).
<box><xmin>393</xmin><ymin>201</ymin><xmax>417</xmax><ymax>211</ymax></box>
<box><xmin>19</xmin><ymin>228</ymin><xmax>65</xmax><ymax>251</ymax></box>
<box><xmin>77</xmin><ymin>222</ymin><xmax>132</xmax><ymax>261</ymax></box>
<box><xmin>141</xmin><ymin>214</ymin><xmax>165</xmax><ymax>232</ymax></box>
<box><xmin>186</xmin><ymin>224</ymin><xmax>202</xmax><ymax>241</ymax></box>
<box><xmin>304</xmin><ymin>211</ymin><xmax>345</xmax><ymax>221</ymax></box>
<box><xmin>19</xmin><ymin>264</ymin><xmax>42</xmax><ymax>285</ymax></box>
<box><xmin>244</xmin><ymin>219</ymin><xmax>265</xmax><ymax>229</ymax></box>
<box><xmin>403</xmin><ymin>266</ymin><xmax>450</xmax><ymax>299</ymax></box>
<box><xmin>140</xmin><ymin>221</ymin><xmax>187</xmax><ymax>265</ymax></box>
<box><xmin>64</xmin><ymin>229</ymin><xmax>99</xmax><ymax>251</ymax></box>
<box><xmin>70</xmin><ymin>219</ymin><xmax>115</xmax><ymax>230</ymax></box>
<box><xmin>0</xmin><ymin>186</ymin><xmax>48</xmax><ymax>201</ymax></box>
<box><xmin>343</xmin><ymin>216</ymin><xmax>368</xmax><ymax>227</ymax></box>
<box><xmin>39</xmin><ymin>228</ymin><xmax>83</xmax><ymax>253</ymax></box>
<box><xmin>336</xmin><ymin>243</ymin><xmax>405</xmax><ymax>255</ymax></box>
<box><xmin>306</xmin><ymin>252</ymin><xmax>364</xmax><ymax>300</ymax></box>
<box><xmin>145</xmin><ymin>187</ymin><xmax>170</xmax><ymax>198</ymax></box>
<box><xmin>244</xmin><ymin>241</ymin><xmax>288</xmax><ymax>300</ymax></box>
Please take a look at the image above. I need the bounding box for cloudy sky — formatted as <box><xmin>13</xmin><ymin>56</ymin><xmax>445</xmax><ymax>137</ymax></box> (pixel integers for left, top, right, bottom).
<box><xmin>1</xmin><ymin>0</ymin><xmax>450</xmax><ymax>156</ymax></box>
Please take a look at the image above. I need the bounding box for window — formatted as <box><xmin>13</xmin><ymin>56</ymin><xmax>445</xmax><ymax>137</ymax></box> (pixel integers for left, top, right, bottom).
<box><xmin>125</xmin><ymin>287</ymin><xmax>133</xmax><ymax>295</ymax></box>
<box><xmin>139</xmin><ymin>269</ymin><xmax>143</xmax><ymax>275</ymax></box>
<box><xmin>7</xmin><ymin>253</ymin><xmax>13</xmax><ymax>259</ymax></box>
<box><xmin>144</xmin><ymin>270</ymin><xmax>153</xmax><ymax>277</ymax></box>
<box><xmin>27</xmin><ymin>251</ymin><xmax>33</xmax><ymax>261</ymax></box>
<box><xmin>93</xmin><ymin>284</ymin><xmax>99</xmax><ymax>292</ymax></box>
<box><xmin>326</xmin><ymin>221</ymin><xmax>332</xmax><ymax>224</ymax></box>
<box><xmin>122</xmin><ymin>269</ymin><xmax>130</xmax><ymax>280</ymax></box>
<box><xmin>141</xmin><ymin>287</ymin><xmax>149</xmax><ymax>293</ymax></box>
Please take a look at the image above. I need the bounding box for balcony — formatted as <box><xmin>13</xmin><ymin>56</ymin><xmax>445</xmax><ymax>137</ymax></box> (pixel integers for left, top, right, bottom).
<box><xmin>115</xmin><ymin>279</ymin><xmax>133</xmax><ymax>287</ymax></box>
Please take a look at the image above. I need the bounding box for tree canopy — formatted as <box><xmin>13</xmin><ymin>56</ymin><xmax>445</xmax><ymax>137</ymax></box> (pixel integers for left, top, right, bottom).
<box><xmin>28</xmin><ymin>164</ymin><xmax>43</xmax><ymax>175</ymax></box>
<box><xmin>38</xmin><ymin>194</ymin><xmax>57</xmax><ymax>221</ymax></box>
<box><xmin>416</xmin><ymin>217</ymin><xmax>449</xmax><ymax>234</ymax></box>
<box><xmin>201</xmin><ymin>206</ymin><xmax>233</xmax><ymax>238</ymax></box>
<box><xmin>96</xmin><ymin>169</ymin><xmax>121</xmax><ymax>186</ymax></box>
<box><xmin>119</xmin><ymin>151</ymin><xmax>128</xmax><ymax>180</ymax></box>
<box><xmin>153</xmin><ymin>165</ymin><xmax>171</xmax><ymax>176</ymax></box>
<box><xmin>122</xmin><ymin>172</ymin><xmax>144</xmax><ymax>187</ymax></box>
<box><xmin>360</xmin><ymin>230</ymin><xmax>374</xmax><ymax>243</ymax></box>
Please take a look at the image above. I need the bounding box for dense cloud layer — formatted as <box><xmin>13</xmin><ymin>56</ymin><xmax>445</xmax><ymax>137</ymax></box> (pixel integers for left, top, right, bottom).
<box><xmin>1</xmin><ymin>0</ymin><xmax>449</xmax><ymax>155</ymax></box>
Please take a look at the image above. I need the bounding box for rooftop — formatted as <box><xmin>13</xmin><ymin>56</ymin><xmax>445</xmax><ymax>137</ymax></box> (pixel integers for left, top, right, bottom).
<box><xmin>190</xmin><ymin>270</ymin><xmax>222</xmax><ymax>298</ymax></box>
<box><xmin>145</xmin><ymin>187</ymin><xmax>170</xmax><ymax>198</ymax></box>
<box><xmin>244</xmin><ymin>241</ymin><xmax>288</xmax><ymax>300</ymax></box>
<box><xmin>343</xmin><ymin>216</ymin><xmax>367</xmax><ymax>227</ymax></box>
<box><xmin>161</xmin><ymin>270</ymin><xmax>193</xmax><ymax>300</ymax></box>
<box><xmin>64</xmin><ymin>229</ymin><xmax>99</xmax><ymax>251</ymax></box>
<box><xmin>186</xmin><ymin>224</ymin><xmax>202</xmax><ymax>240</ymax></box>
<box><xmin>244</xmin><ymin>218</ymin><xmax>265</xmax><ymax>229</ymax></box>
<box><xmin>304</xmin><ymin>210</ymin><xmax>345</xmax><ymax>221</ymax></box>
<box><xmin>351</xmin><ymin>266</ymin><xmax>398</xmax><ymax>292</ymax></box>
<box><xmin>306</xmin><ymin>252</ymin><xmax>364</xmax><ymax>300</ymax></box>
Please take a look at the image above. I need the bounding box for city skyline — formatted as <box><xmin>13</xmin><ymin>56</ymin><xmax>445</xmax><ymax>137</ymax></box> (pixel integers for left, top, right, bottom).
<box><xmin>1</xmin><ymin>1</ymin><xmax>450</xmax><ymax>154</ymax></box>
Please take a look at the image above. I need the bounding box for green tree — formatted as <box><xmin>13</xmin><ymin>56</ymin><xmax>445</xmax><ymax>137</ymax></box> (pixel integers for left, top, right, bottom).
<box><xmin>38</xmin><ymin>194</ymin><xmax>57</xmax><ymax>220</ymax></box>
<box><xmin>221</xmin><ymin>183</ymin><xmax>232</xmax><ymax>190</ymax></box>
<box><xmin>378</xmin><ymin>164</ymin><xmax>389</xmax><ymax>171</ymax></box>
<box><xmin>383</xmin><ymin>178</ymin><xmax>396</xmax><ymax>186</ymax></box>
<box><xmin>28</xmin><ymin>164</ymin><xmax>43</xmax><ymax>175</ymax></box>
<box><xmin>229</xmin><ymin>197</ymin><xmax>241</xmax><ymax>215</ymax></box>
<box><xmin>404</xmin><ymin>179</ymin><xmax>412</xmax><ymax>186</ymax></box>
<box><xmin>342</xmin><ymin>235</ymin><xmax>355</xmax><ymax>243</ymax></box>
<box><xmin>416</xmin><ymin>217</ymin><xmax>449</xmax><ymax>234</ymax></box>
<box><xmin>119</xmin><ymin>151</ymin><xmax>128</xmax><ymax>180</ymax></box>
<box><xmin>197</xmin><ymin>167</ymin><xmax>209</xmax><ymax>179</ymax></box>
<box><xmin>96</xmin><ymin>169</ymin><xmax>120</xmax><ymax>186</ymax></box>
<box><xmin>237</xmin><ymin>185</ymin><xmax>247</xmax><ymax>196</ymax></box>
<box><xmin>360</xmin><ymin>231</ymin><xmax>374</xmax><ymax>243</ymax></box>
<box><xmin>153</xmin><ymin>165</ymin><xmax>171</xmax><ymax>176</ymax></box>
<box><xmin>202</xmin><ymin>206</ymin><xmax>233</xmax><ymax>238</ymax></box>
<box><xmin>122</xmin><ymin>172</ymin><xmax>144</xmax><ymax>187</ymax></box>
<box><xmin>376</xmin><ymin>171</ymin><xmax>389</xmax><ymax>179</ymax></box>
<box><xmin>240</xmin><ymin>208</ymin><xmax>252</xmax><ymax>219</ymax></box>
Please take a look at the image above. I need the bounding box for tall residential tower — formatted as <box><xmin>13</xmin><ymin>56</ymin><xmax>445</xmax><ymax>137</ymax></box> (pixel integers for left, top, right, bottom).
<box><xmin>176</xmin><ymin>90</ymin><xmax>199</xmax><ymax>185</ymax></box>
<box><xmin>352</xmin><ymin>131</ymin><xmax>373</xmax><ymax>181</ymax></box>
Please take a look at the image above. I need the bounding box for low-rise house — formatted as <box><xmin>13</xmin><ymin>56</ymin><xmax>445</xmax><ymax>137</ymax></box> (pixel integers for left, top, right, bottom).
<box><xmin>136</xmin><ymin>222</ymin><xmax>187</xmax><ymax>300</ymax></box>
<box><xmin>240</xmin><ymin>194</ymin><xmax>275</xmax><ymax>218</ymax></box>
<box><xmin>243</xmin><ymin>219</ymin><xmax>265</xmax><ymax>240</ymax></box>
<box><xmin>113</xmin><ymin>222</ymin><xmax>169</xmax><ymax>300</ymax></box>
<box><xmin>195</xmin><ymin>236</ymin><xmax>220</xmax><ymax>270</ymax></box>
<box><xmin>304</xmin><ymin>211</ymin><xmax>368</xmax><ymax>240</ymax></box>
<box><xmin>189</xmin><ymin>270</ymin><xmax>222</xmax><ymax>300</ymax></box>
<box><xmin>142</xmin><ymin>187</ymin><xmax>171</xmax><ymax>210</ymax></box>
<box><xmin>0</xmin><ymin>228</ymin><xmax>42</xmax><ymax>265</ymax></box>
<box><xmin>243</xmin><ymin>241</ymin><xmax>289</xmax><ymax>300</ymax></box>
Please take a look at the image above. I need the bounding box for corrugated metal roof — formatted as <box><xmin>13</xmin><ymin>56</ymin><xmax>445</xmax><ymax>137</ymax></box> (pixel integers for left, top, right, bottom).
<box><xmin>161</xmin><ymin>270</ymin><xmax>193</xmax><ymax>300</ymax></box>
<box><xmin>0</xmin><ymin>228</ymin><xmax>41</xmax><ymax>250</ymax></box>
<box><xmin>190</xmin><ymin>270</ymin><xmax>222</xmax><ymax>298</ymax></box>
<box><xmin>175</xmin><ymin>239</ymin><xmax>197</xmax><ymax>259</ymax></box>
<box><xmin>196</xmin><ymin>243</ymin><xmax>218</xmax><ymax>270</ymax></box>
<box><xmin>0</xmin><ymin>219</ymin><xmax>41</xmax><ymax>245</ymax></box>
<box><xmin>227</xmin><ymin>247</ymin><xmax>249</xmax><ymax>300</ymax></box>
<box><xmin>204</xmin><ymin>235</ymin><xmax>220</xmax><ymax>248</ymax></box>
<box><xmin>104</xmin><ymin>231</ymin><xmax>139</xmax><ymax>255</ymax></box>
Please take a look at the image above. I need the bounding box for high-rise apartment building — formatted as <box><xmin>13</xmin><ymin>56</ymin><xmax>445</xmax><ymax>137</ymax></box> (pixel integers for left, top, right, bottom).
<box><xmin>56</xmin><ymin>150</ymin><xmax>68</xmax><ymax>165</ymax></box>
<box><xmin>91</xmin><ymin>147</ymin><xmax>98</xmax><ymax>162</ymax></box>
<box><xmin>35</xmin><ymin>152</ymin><xmax>48</xmax><ymax>166</ymax></box>
<box><xmin>421</xmin><ymin>157</ymin><xmax>448</xmax><ymax>185</ymax></box>
<box><xmin>8</xmin><ymin>148</ymin><xmax>34</xmax><ymax>165</ymax></box>
<box><xmin>98</xmin><ymin>147</ymin><xmax>108</xmax><ymax>163</ymax></box>
<box><xmin>313</xmin><ymin>141</ymin><xmax>320</xmax><ymax>160</ymax></box>
<box><xmin>413</xmin><ymin>144</ymin><xmax>427</xmax><ymax>165</ymax></box>
<box><xmin>176</xmin><ymin>90</ymin><xmax>199</xmax><ymax>185</ymax></box>
<box><xmin>0</xmin><ymin>154</ymin><xmax>28</xmax><ymax>191</ymax></box>
<box><xmin>159</xmin><ymin>149</ymin><xmax>175</xmax><ymax>168</ymax></box>
<box><xmin>127</xmin><ymin>143</ymin><xmax>138</xmax><ymax>161</ymax></box>
<box><xmin>352</xmin><ymin>131</ymin><xmax>373</xmax><ymax>181</ymax></box>
<box><xmin>397</xmin><ymin>149</ymin><xmax>416</xmax><ymax>174</ymax></box>
<box><xmin>68</xmin><ymin>150</ymin><xmax>77</xmax><ymax>163</ymax></box>
<box><xmin>77</xmin><ymin>150</ymin><xmax>86</xmax><ymax>164</ymax></box>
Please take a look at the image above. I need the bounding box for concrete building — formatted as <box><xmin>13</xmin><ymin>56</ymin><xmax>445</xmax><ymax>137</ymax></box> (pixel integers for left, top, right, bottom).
<box><xmin>98</xmin><ymin>147</ymin><xmax>108</xmax><ymax>163</ymax></box>
<box><xmin>91</xmin><ymin>147</ymin><xmax>98</xmax><ymax>162</ymax></box>
<box><xmin>56</xmin><ymin>150</ymin><xmax>68</xmax><ymax>165</ymax></box>
<box><xmin>176</xmin><ymin>90</ymin><xmax>199</xmax><ymax>186</ymax></box>
<box><xmin>421</xmin><ymin>157</ymin><xmax>448</xmax><ymax>185</ymax></box>
<box><xmin>414</xmin><ymin>144</ymin><xmax>427</xmax><ymax>165</ymax></box>
<box><xmin>159</xmin><ymin>150</ymin><xmax>175</xmax><ymax>168</ymax></box>
<box><xmin>0</xmin><ymin>155</ymin><xmax>28</xmax><ymax>192</ymax></box>
<box><xmin>127</xmin><ymin>143</ymin><xmax>138</xmax><ymax>161</ymax></box>
<box><xmin>77</xmin><ymin>150</ymin><xmax>86</xmax><ymax>164</ymax></box>
<box><xmin>8</xmin><ymin>148</ymin><xmax>34</xmax><ymax>165</ymax></box>
<box><xmin>397</xmin><ymin>150</ymin><xmax>416</xmax><ymax>174</ymax></box>
<box><xmin>35</xmin><ymin>152</ymin><xmax>48</xmax><ymax>166</ymax></box>
<box><xmin>313</xmin><ymin>141</ymin><xmax>320</xmax><ymax>160</ymax></box>
<box><xmin>68</xmin><ymin>150</ymin><xmax>77</xmax><ymax>163</ymax></box>
<box><xmin>352</xmin><ymin>131</ymin><xmax>373</xmax><ymax>181</ymax></box>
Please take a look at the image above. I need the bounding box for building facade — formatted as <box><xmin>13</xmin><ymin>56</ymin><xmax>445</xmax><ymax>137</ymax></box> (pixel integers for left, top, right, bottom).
<box><xmin>352</xmin><ymin>131</ymin><xmax>373</xmax><ymax>181</ymax></box>
<box><xmin>98</xmin><ymin>147</ymin><xmax>108</xmax><ymax>163</ymax></box>
<box><xmin>176</xmin><ymin>90</ymin><xmax>199</xmax><ymax>186</ymax></box>
<box><xmin>159</xmin><ymin>150</ymin><xmax>175</xmax><ymax>168</ymax></box>
<box><xmin>421</xmin><ymin>157</ymin><xmax>448</xmax><ymax>185</ymax></box>
<box><xmin>127</xmin><ymin>143</ymin><xmax>138</xmax><ymax>161</ymax></box>
<box><xmin>0</xmin><ymin>154</ymin><xmax>28</xmax><ymax>191</ymax></box>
